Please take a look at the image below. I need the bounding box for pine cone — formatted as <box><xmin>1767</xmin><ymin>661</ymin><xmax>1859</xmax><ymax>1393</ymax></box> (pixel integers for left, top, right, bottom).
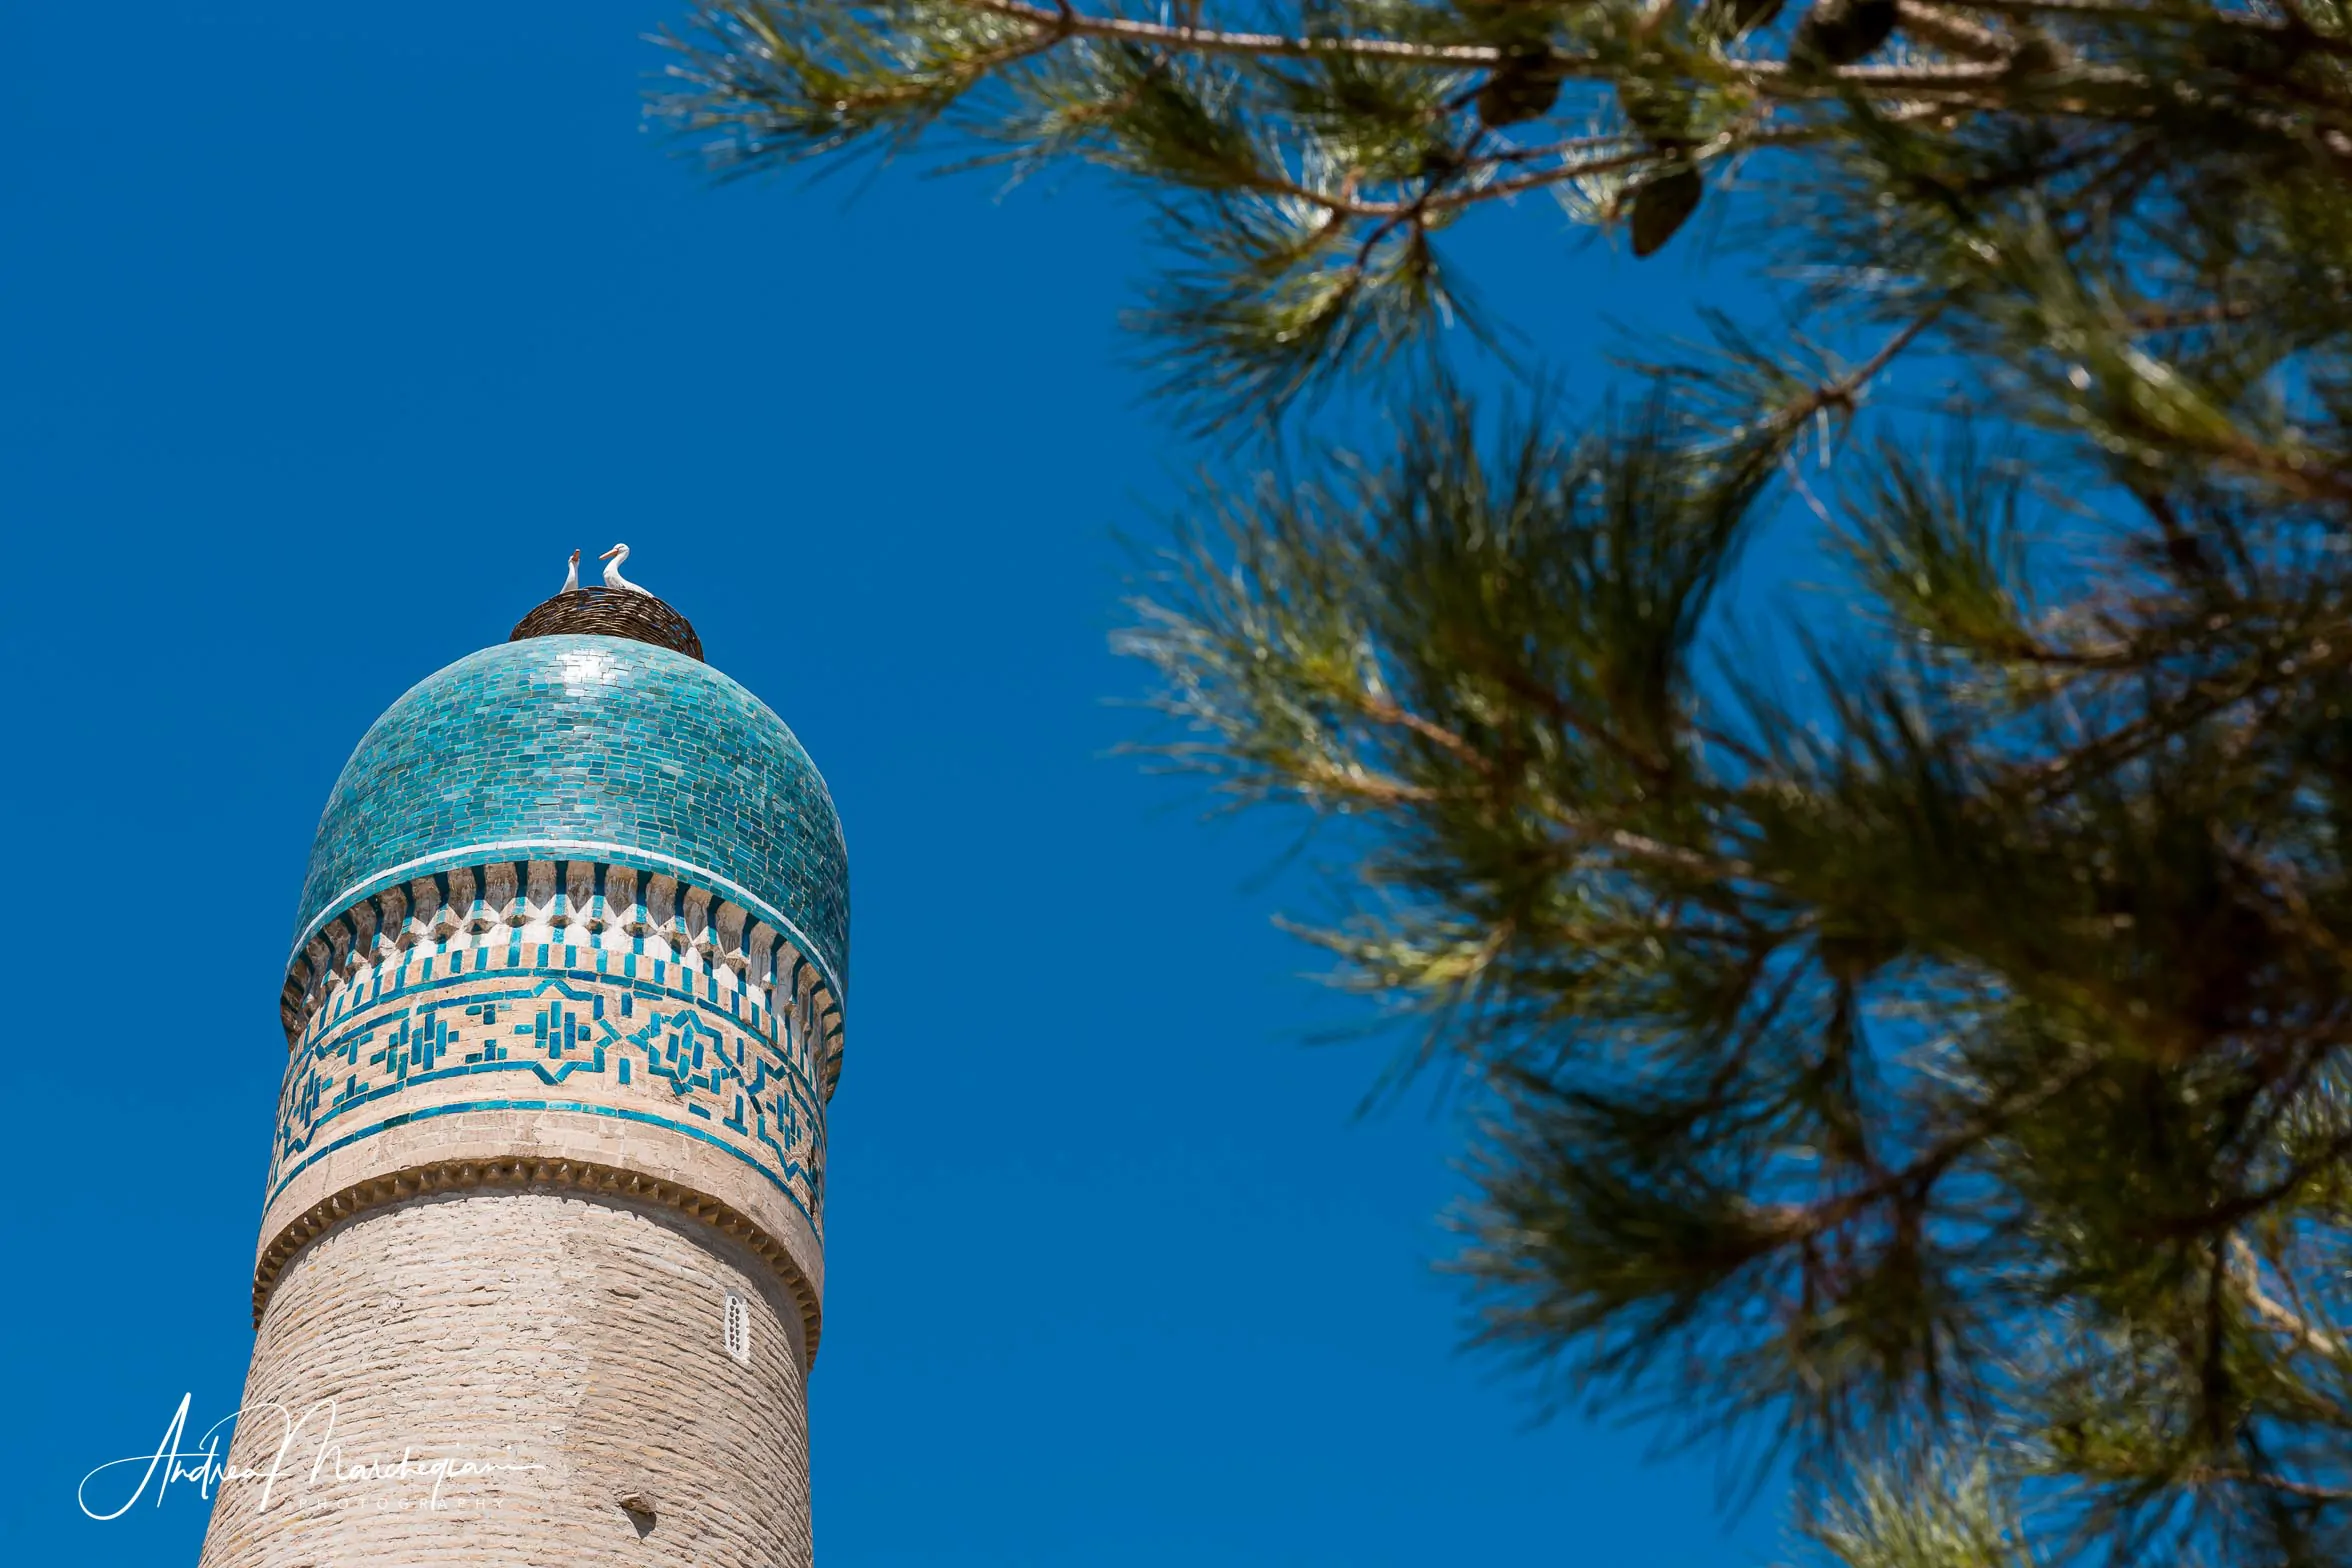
<box><xmin>1790</xmin><ymin>0</ymin><xmax>1898</xmax><ymax>67</ymax></box>
<box><xmin>1476</xmin><ymin>52</ymin><xmax>1567</xmax><ymax>128</ymax></box>
<box><xmin>1630</xmin><ymin>165</ymin><xmax>1703</xmax><ymax>257</ymax></box>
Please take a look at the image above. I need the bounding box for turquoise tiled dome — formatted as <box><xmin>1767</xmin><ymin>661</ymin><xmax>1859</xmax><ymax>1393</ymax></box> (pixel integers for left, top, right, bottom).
<box><xmin>291</xmin><ymin>635</ymin><xmax>848</xmax><ymax>997</ymax></box>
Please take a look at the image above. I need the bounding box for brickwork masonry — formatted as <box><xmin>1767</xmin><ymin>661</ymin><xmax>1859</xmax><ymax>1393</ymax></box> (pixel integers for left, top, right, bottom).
<box><xmin>258</xmin><ymin>957</ymin><xmax>830</xmax><ymax>1345</ymax></box>
<box><xmin>196</xmin><ymin>1188</ymin><xmax>814</xmax><ymax>1568</ymax></box>
<box><xmin>213</xmin><ymin>856</ymin><xmax>842</xmax><ymax>1564</ymax></box>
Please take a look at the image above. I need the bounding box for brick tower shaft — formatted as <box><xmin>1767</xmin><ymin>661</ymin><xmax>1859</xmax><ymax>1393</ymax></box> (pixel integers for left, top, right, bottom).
<box><xmin>200</xmin><ymin>604</ymin><xmax>847</xmax><ymax>1567</ymax></box>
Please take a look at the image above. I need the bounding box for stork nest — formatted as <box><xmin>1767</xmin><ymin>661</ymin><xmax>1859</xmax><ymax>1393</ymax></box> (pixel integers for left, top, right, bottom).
<box><xmin>509</xmin><ymin>586</ymin><xmax>705</xmax><ymax>661</ymax></box>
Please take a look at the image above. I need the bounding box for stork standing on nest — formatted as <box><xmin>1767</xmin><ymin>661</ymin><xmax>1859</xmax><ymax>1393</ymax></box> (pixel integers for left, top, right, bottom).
<box><xmin>601</xmin><ymin>542</ymin><xmax>650</xmax><ymax>595</ymax></box>
<box><xmin>561</xmin><ymin>549</ymin><xmax>580</xmax><ymax>594</ymax></box>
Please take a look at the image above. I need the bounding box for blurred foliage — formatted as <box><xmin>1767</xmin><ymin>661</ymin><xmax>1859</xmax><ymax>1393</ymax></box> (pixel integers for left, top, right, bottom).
<box><xmin>657</xmin><ymin>0</ymin><xmax>2352</xmax><ymax>1561</ymax></box>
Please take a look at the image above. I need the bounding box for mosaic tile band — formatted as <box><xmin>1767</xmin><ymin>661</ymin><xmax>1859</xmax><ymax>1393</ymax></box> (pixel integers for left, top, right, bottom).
<box><xmin>278</xmin><ymin>854</ymin><xmax>845</xmax><ymax>1084</ymax></box>
<box><xmin>273</xmin><ymin>949</ymin><xmax>824</xmax><ymax>1219</ymax></box>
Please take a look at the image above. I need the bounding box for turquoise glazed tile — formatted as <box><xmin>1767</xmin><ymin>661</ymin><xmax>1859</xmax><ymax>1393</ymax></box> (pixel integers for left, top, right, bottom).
<box><xmin>292</xmin><ymin>635</ymin><xmax>849</xmax><ymax>993</ymax></box>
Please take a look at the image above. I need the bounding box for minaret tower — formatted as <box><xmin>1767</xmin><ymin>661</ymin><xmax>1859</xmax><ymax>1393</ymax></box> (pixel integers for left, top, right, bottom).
<box><xmin>199</xmin><ymin>576</ymin><xmax>847</xmax><ymax>1567</ymax></box>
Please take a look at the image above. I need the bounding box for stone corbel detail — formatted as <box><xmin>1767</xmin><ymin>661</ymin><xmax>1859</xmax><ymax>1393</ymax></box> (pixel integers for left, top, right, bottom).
<box><xmin>374</xmin><ymin>886</ymin><xmax>407</xmax><ymax>957</ymax></box>
<box><xmin>645</xmin><ymin>874</ymin><xmax>679</xmax><ymax>952</ymax></box>
<box><xmin>280</xmin><ymin>935</ymin><xmax>335</xmax><ymax>1041</ymax></box>
<box><xmin>682</xmin><ymin>886</ymin><xmax>715</xmax><ymax>963</ymax></box>
<box><xmin>564</xmin><ymin>860</ymin><xmax>597</xmax><ymax>931</ymax></box>
<box><xmin>608</xmin><ymin>866</ymin><xmax>643</xmax><ymax>934</ymax></box>
<box><xmin>484</xmin><ymin>861</ymin><xmax>520</xmax><ymax>928</ymax></box>
<box><xmin>449</xmin><ymin>865</ymin><xmax>482</xmax><ymax>933</ymax></box>
<box><xmin>344</xmin><ymin>900</ymin><xmax>378</xmax><ymax>972</ymax></box>
<box><xmin>524</xmin><ymin>860</ymin><xmax>558</xmax><ymax>926</ymax></box>
<box><xmin>746</xmin><ymin>922</ymin><xmax>777</xmax><ymax>996</ymax></box>
<box><xmin>406</xmin><ymin>877</ymin><xmax>440</xmax><ymax>948</ymax></box>
<box><xmin>433</xmin><ymin>870</ymin><xmax>467</xmax><ymax>940</ymax></box>
<box><xmin>712</xmin><ymin>902</ymin><xmax>748</xmax><ymax>973</ymax></box>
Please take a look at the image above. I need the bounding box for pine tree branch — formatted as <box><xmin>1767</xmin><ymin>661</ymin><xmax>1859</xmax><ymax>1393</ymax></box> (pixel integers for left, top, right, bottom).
<box><xmin>1748</xmin><ymin>1045</ymin><xmax>2108</xmax><ymax>1247</ymax></box>
<box><xmin>691</xmin><ymin>0</ymin><xmax>2352</xmax><ymax>1539</ymax></box>
<box><xmin>2186</xmin><ymin>1466</ymin><xmax>2352</xmax><ymax>1502</ymax></box>
<box><xmin>1897</xmin><ymin>1</ymin><xmax>2021</xmax><ymax>62</ymax></box>
<box><xmin>1956</xmin><ymin>0</ymin><xmax>2352</xmax><ymax>54</ymax></box>
<box><xmin>711</xmin><ymin>0</ymin><xmax>2147</xmax><ymax>102</ymax></box>
<box><xmin>2227</xmin><ymin>1235</ymin><xmax>2345</xmax><ymax>1362</ymax></box>
<box><xmin>1325</xmin><ymin>679</ymin><xmax>1763</xmax><ymax>878</ymax></box>
<box><xmin>1770</xmin><ymin>312</ymin><xmax>1943</xmax><ymax>435</ymax></box>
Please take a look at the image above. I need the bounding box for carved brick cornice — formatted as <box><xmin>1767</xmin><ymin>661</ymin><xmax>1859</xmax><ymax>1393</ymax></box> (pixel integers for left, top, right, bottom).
<box><xmin>253</xmin><ymin>1156</ymin><xmax>825</xmax><ymax>1356</ymax></box>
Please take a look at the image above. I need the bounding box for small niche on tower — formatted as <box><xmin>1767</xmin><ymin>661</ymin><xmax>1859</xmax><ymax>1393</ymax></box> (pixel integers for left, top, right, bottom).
<box><xmin>723</xmin><ymin>1291</ymin><xmax>752</xmax><ymax>1364</ymax></box>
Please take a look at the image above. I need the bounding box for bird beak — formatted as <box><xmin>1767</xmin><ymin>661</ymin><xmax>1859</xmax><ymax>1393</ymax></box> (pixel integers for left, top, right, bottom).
<box><xmin>599</xmin><ymin>545</ymin><xmax>621</xmax><ymax>560</ymax></box>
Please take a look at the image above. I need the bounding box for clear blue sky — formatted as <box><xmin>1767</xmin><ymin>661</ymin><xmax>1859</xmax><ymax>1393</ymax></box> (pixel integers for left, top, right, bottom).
<box><xmin>0</xmin><ymin>6</ymin><xmax>1793</xmax><ymax>1564</ymax></box>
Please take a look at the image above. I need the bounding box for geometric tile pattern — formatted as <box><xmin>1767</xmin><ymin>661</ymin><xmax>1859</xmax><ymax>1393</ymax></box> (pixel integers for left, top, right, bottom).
<box><xmin>275</xmin><ymin>856</ymin><xmax>846</xmax><ymax>1091</ymax></box>
<box><xmin>270</xmin><ymin>940</ymin><xmax>827</xmax><ymax>1234</ymax></box>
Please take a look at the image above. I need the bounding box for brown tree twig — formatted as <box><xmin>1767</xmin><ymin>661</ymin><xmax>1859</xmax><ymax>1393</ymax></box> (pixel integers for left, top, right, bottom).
<box><xmin>2227</xmin><ymin>1236</ymin><xmax>2346</xmax><ymax>1361</ymax></box>
<box><xmin>944</xmin><ymin>0</ymin><xmax>2138</xmax><ymax>96</ymax></box>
